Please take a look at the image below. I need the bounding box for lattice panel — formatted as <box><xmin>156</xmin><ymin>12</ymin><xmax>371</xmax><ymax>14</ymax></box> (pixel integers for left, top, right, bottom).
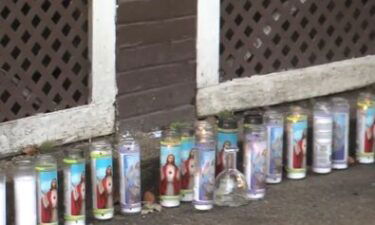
<box><xmin>220</xmin><ymin>0</ymin><xmax>375</xmax><ymax>81</ymax></box>
<box><xmin>0</xmin><ymin>0</ymin><xmax>89</xmax><ymax>122</ymax></box>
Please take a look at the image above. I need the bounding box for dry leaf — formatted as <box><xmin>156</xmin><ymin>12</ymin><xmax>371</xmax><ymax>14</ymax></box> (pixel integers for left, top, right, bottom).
<box><xmin>348</xmin><ymin>156</ymin><xmax>355</xmax><ymax>165</ymax></box>
<box><xmin>22</xmin><ymin>145</ymin><xmax>39</xmax><ymax>156</ymax></box>
<box><xmin>143</xmin><ymin>191</ymin><xmax>156</xmax><ymax>204</ymax></box>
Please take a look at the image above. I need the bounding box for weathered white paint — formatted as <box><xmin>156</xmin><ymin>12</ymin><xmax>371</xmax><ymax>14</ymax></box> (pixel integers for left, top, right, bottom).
<box><xmin>0</xmin><ymin>0</ymin><xmax>117</xmax><ymax>155</ymax></box>
<box><xmin>196</xmin><ymin>0</ymin><xmax>220</xmax><ymax>89</ymax></box>
<box><xmin>197</xmin><ymin>55</ymin><xmax>375</xmax><ymax>117</ymax></box>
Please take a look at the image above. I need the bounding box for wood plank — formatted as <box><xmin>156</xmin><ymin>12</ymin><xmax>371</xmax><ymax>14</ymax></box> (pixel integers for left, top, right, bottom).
<box><xmin>117</xmin><ymin>38</ymin><xmax>195</xmax><ymax>72</ymax></box>
<box><xmin>117</xmin><ymin>61</ymin><xmax>196</xmax><ymax>94</ymax></box>
<box><xmin>117</xmin><ymin>0</ymin><xmax>197</xmax><ymax>24</ymax></box>
<box><xmin>117</xmin><ymin>16</ymin><xmax>196</xmax><ymax>48</ymax></box>
<box><xmin>196</xmin><ymin>56</ymin><xmax>375</xmax><ymax>116</ymax></box>
<box><xmin>117</xmin><ymin>82</ymin><xmax>195</xmax><ymax>118</ymax></box>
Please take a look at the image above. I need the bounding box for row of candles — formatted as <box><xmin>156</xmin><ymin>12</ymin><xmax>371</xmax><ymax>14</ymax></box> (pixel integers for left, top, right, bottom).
<box><xmin>159</xmin><ymin>92</ymin><xmax>375</xmax><ymax>210</ymax></box>
<box><xmin>0</xmin><ymin>133</ymin><xmax>141</xmax><ymax>225</ymax></box>
<box><xmin>0</xmin><ymin>92</ymin><xmax>374</xmax><ymax>224</ymax></box>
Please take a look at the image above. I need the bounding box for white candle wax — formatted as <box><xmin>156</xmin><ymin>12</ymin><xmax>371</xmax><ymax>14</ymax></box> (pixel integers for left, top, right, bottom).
<box><xmin>14</xmin><ymin>176</ymin><xmax>37</xmax><ymax>225</ymax></box>
<box><xmin>0</xmin><ymin>180</ymin><xmax>5</xmax><ymax>225</ymax></box>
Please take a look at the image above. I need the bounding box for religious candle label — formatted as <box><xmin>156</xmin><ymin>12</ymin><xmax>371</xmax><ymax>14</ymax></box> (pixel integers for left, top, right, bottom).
<box><xmin>194</xmin><ymin>146</ymin><xmax>215</xmax><ymax>206</ymax></box>
<box><xmin>332</xmin><ymin>112</ymin><xmax>349</xmax><ymax>163</ymax></box>
<box><xmin>160</xmin><ymin>145</ymin><xmax>181</xmax><ymax>200</ymax></box>
<box><xmin>91</xmin><ymin>152</ymin><xmax>114</xmax><ymax>216</ymax></box>
<box><xmin>64</xmin><ymin>159</ymin><xmax>85</xmax><ymax>222</ymax></box>
<box><xmin>216</xmin><ymin>129</ymin><xmax>238</xmax><ymax>175</ymax></box>
<box><xmin>357</xmin><ymin>107</ymin><xmax>375</xmax><ymax>157</ymax></box>
<box><xmin>287</xmin><ymin>121</ymin><xmax>307</xmax><ymax>173</ymax></box>
<box><xmin>119</xmin><ymin>147</ymin><xmax>141</xmax><ymax>210</ymax></box>
<box><xmin>36</xmin><ymin>166</ymin><xmax>58</xmax><ymax>225</ymax></box>
<box><xmin>266</xmin><ymin>126</ymin><xmax>283</xmax><ymax>180</ymax></box>
<box><xmin>313</xmin><ymin>116</ymin><xmax>333</xmax><ymax>170</ymax></box>
<box><xmin>244</xmin><ymin>134</ymin><xmax>267</xmax><ymax>196</ymax></box>
<box><xmin>180</xmin><ymin>137</ymin><xmax>195</xmax><ymax>197</ymax></box>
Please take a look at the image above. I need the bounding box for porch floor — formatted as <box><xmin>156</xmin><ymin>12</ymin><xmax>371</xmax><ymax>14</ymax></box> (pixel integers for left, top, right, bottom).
<box><xmin>95</xmin><ymin>164</ymin><xmax>375</xmax><ymax>225</ymax></box>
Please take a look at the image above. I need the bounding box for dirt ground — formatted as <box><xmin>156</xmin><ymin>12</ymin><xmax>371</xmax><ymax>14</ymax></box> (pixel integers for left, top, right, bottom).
<box><xmin>91</xmin><ymin>164</ymin><xmax>375</xmax><ymax>225</ymax></box>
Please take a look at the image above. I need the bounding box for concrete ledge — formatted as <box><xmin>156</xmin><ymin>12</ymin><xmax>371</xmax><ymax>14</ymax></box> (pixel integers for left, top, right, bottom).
<box><xmin>197</xmin><ymin>55</ymin><xmax>375</xmax><ymax>116</ymax></box>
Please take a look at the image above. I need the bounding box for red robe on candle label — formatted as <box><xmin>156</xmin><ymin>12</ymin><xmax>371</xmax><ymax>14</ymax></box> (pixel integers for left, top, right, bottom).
<box><xmin>364</xmin><ymin>125</ymin><xmax>374</xmax><ymax>153</ymax></box>
<box><xmin>96</xmin><ymin>168</ymin><xmax>113</xmax><ymax>209</ymax></box>
<box><xmin>41</xmin><ymin>188</ymin><xmax>58</xmax><ymax>223</ymax></box>
<box><xmin>71</xmin><ymin>180</ymin><xmax>85</xmax><ymax>215</ymax></box>
<box><xmin>181</xmin><ymin>154</ymin><xmax>195</xmax><ymax>189</ymax></box>
<box><xmin>293</xmin><ymin>137</ymin><xmax>305</xmax><ymax>169</ymax></box>
<box><xmin>160</xmin><ymin>155</ymin><xmax>180</xmax><ymax>196</ymax></box>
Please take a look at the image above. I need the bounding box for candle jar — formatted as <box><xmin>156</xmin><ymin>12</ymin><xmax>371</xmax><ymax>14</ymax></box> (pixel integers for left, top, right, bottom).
<box><xmin>331</xmin><ymin>97</ymin><xmax>350</xmax><ymax>169</ymax></box>
<box><xmin>313</xmin><ymin>101</ymin><xmax>333</xmax><ymax>174</ymax></box>
<box><xmin>264</xmin><ymin>110</ymin><xmax>284</xmax><ymax>184</ymax></box>
<box><xmin>0</xmin><ymin>168</ymin><xmax>6</xmax><ymax>225</ymax></box>
<box><xmin>159</xmin><ymin>128</ymin><xmax>181</xmax><ymax>207</ymax></box>
<box><xmin>193</xmin><ymin>120</ymin><xmax>216</xmax><ymax>211</ymax></box>
<box><xmin>14</xmin><ymin>159</ymin><xmax>37</xmax><ymax>225</ymax></box>
<box><xmin>35</xmin><ymin>155</ymin><xmax>59</xmax><ymax>225</ymax></box>
<box><xmin>356</xmin><ymin>92</ymin><xmax>375</xmax><ymax>164</ymax></box>
<box><xmin>286</xmin><ymin>106</ymin><xmax>308</xmax><ymax>179</ymax></box>
<box><xmin>216</xmin><ymin>117</ymin><xmax>238</xmax><ymax>176</ymax></box>
<box><xmin>90</xmin><ymin>140</ymin><xmax>114</xmax><ymax>220</ymax></box>
<box><xmin>243</xmin><ymin>112</ymin><xmax>267</xmax><ymax>200</ymax></box>
<box><xmin>179</xmin><ymin>125</ymin><xmax>196</xmax><ymax>202</ymax></box>
<box><xmin>63</xmin><ymin>149</ymin><xmax>86</xmax><ymax>225</ymax></box>
<box><xmin>214</xmin><ymin>147</ymin><xmax>248</xmax><ymax>207</ymax></box>
<box><xmin>117</xmin><ymin>131</ymin><xmax>141</xmax><ymax>214</ymax></box>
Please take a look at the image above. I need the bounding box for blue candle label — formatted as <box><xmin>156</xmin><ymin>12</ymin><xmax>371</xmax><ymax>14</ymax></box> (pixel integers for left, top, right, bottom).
<box><xmin>216</xmin><ymin>130</ymin><xmax>238</xmax><ymax>174</ymax></box>
<box><xmin>36</xmin><ymin>167</ymin><xmax>58</xmax><ymax>225</ymax></box>
<box><xmin>244</xmin><ymin>134</ymin><xmax>267</xmax><ymax>196</ymax></box>
<box><xmin>287</xmin><ymin>121</ymin><xmax>307</xmax><ymax>172</ymax></box>
<box><xmin>160</xmin><ymin>145</ymin><xmax>181</xmax><ymax>199</ymax></box>
<box><xmin>91</xmin><ymin>153</ymin><xmax>114</xmax><ymax>216</ymax></box>
<box><xmin>194</xmin><ymin>149</ymin><xmax>215</xmax><ymax>205</ymax></box>
<box><xmin>333</xmin><ymin>112</ymin><xmax>349</xmax><ymax>163</ymax></box>
<box><xmin>64</xmin><ymin>161</ymin><xmax>85</xmax><ymax>222</ymax></box>
<box><xmin>357</xmin><ymin>107</ymin><xmax>375</xmax><ymax>157</ymax></box>
<box><xmin>180</xmin><ymin>137</ymin><xmax>195</xmax><ymax>195</ymax></box>
<box><xmin>120</xmin><ymin>152</ymin><xmax>141</xmax><ymax>210</ymax></box>
<box><xmin>266</xmin><ymin>126</ymin><xmax>283</xmax><ymax>179</ymax></box>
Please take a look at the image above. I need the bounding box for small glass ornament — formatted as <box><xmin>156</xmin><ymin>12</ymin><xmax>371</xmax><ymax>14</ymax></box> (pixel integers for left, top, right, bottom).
<box><xmin>356</xmin><ymin>92</ymin><xmax>375</xmax><ymax>164</ymax></box>
<box><xmin>14</xmin><ymin>159</ymin><xmax>37</xmax><ymax>225</ymax></box>
<box><xmin>214</xmin><ymin>147</ymin><xmax>248</xmax><ymax>207</ymax></box>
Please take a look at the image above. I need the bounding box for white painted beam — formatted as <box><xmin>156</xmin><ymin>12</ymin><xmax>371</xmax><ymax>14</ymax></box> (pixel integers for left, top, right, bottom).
<box><xmin>0</xmin><ymin>0</ymin><xmax>117</xmax><ymax>155</ymax></box>
<box><xmin>197</xmin><ymin>56</ymin><xmax>375</xmax><ymax>117</ymax></box>
<box><xmin>196</xmin><ymin>0</ymin><xmax>220</xmax><ymax>88</ymax></box>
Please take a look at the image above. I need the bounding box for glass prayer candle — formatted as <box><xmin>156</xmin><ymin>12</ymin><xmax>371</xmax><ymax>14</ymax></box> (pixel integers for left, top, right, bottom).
<box><xmin>90</xmin><ymin>140</ymin><xmax>114</xmax><ymax>220</ymax></box>
<box><xmin>286</xmin><ymin>106</ymin><xmax>308</xmax><ymax>179</ymax></box>
<box><xmin>63</xmin><ymin>149</ymin><xmax>86</xmax><ymax>225</ymax></box>
<box><xmin>118</xmin><ymin>131</ymin><xmax>141</xmax><ymax>214</ymax></box>
<box><xmin>159</xmin><ymin>128</ymin><xmax>181</xmax><ymax>208</ymax></box>
<box><xmin>356</xmin><ymin>92</ymin><xmax>375</xmax><ymax>164</ymax></box>
<box><xmin>14</xmin><ymin>159</ymin><xmax>37</xmax><ymax>225</ymax></box>
<box><xmin>180</xmin><ymin>125</ymin><xmax>196</xmax><ymax>202</ymax></box>
<box><xmin>35</xmin><ymin>155</ymin><xmax>59</xmax><ymax>225</ymax></box>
